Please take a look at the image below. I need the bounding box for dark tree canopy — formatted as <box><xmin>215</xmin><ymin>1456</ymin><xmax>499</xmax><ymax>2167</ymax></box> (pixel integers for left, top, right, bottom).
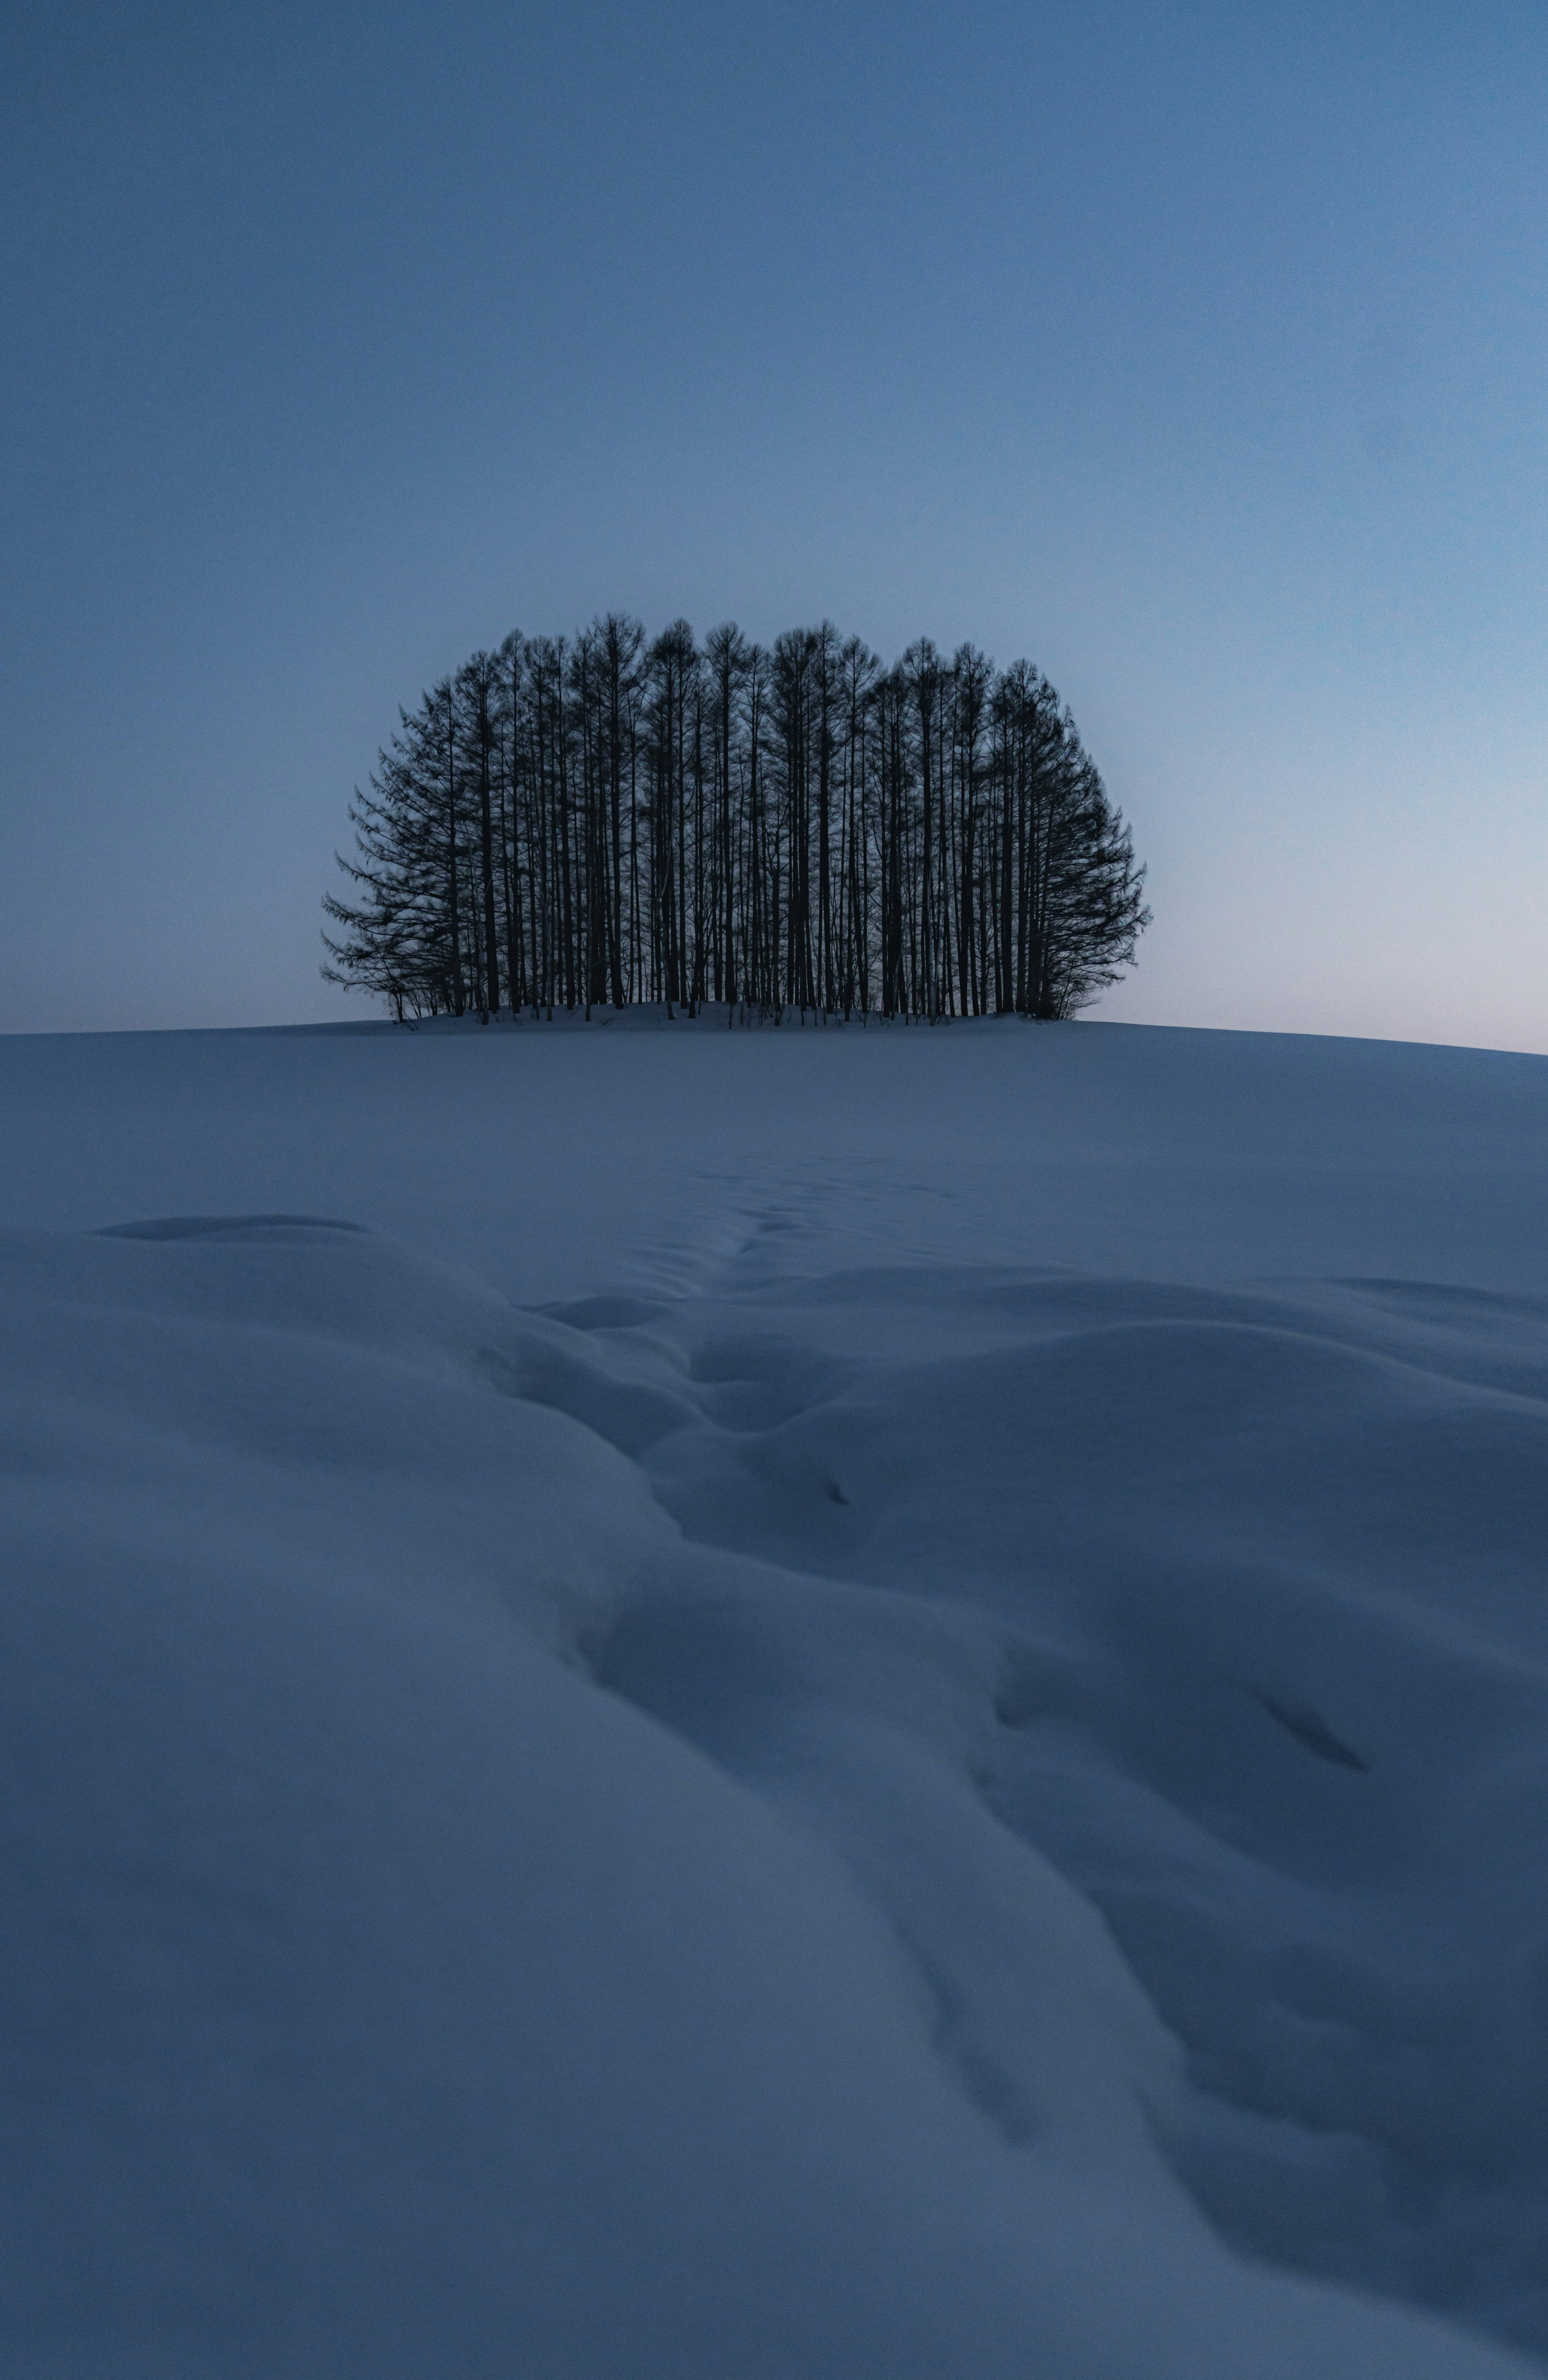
<box><xmin>322</xmin><ymin>618</ymin><xmax>1149</xmax><ymax>1023</ymax></box>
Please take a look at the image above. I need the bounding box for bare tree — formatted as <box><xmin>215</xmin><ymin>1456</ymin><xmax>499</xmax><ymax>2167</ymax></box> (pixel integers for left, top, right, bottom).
<box><xmin>325</xmin><ymin>617</ymin><xmax>1148</xmax><ymax>1025</ymax></box>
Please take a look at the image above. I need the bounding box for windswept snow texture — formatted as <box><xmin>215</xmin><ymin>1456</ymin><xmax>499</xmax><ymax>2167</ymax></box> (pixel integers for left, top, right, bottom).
<box><xmin>2</xmin><ymin>1013</ymin><xmax>1548</xmax><ymax>2378</ymax></box>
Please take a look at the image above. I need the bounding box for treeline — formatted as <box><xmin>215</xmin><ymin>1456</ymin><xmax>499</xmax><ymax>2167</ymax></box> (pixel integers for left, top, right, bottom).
<box><xmin>322</xmin><ymin>617</ymin><xmax>1149</xmax><ymax>1023</ymax></box>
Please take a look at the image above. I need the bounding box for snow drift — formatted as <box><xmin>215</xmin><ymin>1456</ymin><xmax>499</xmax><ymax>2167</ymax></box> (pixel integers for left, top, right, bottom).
<box><xmin>1</xmin><ymin>1013</ymin><xmax>1546</xmax><ymax>2376</ymax></box>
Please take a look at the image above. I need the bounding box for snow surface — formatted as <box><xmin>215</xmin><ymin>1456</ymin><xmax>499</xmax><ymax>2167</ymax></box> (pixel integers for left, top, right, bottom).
<box><xmin>2</xmin><ymin>1009</ymin><xmax>1547</xmax><ymax>2377</ymax></box>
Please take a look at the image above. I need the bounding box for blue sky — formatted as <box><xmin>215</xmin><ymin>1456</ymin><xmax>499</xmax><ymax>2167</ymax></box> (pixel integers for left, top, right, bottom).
<box><xmin>3</xmin><ymin>0</ymin><xmax>1545</xmax><ymax>1044</ymax></box>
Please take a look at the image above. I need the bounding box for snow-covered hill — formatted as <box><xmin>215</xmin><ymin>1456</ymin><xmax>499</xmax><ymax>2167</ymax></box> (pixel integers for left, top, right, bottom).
<box><xmin>2</xmin><ymin>1012</ymin><xmax>1546</xmax><ymax>2377</ymax></box>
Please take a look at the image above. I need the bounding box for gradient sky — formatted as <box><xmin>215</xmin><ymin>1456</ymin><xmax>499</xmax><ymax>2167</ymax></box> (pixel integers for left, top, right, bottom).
<box><xmin>4</xmin><ymin>0</ymin><xmax>1545</xmax><ymax>1044</ymax></box>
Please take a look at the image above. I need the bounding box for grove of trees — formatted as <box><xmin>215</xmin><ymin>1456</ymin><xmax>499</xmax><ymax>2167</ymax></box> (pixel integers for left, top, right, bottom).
<box><xmin>322</xmin><ymin>617</ymin><xmax>1149</xmax><ymax>1024</ymax></box>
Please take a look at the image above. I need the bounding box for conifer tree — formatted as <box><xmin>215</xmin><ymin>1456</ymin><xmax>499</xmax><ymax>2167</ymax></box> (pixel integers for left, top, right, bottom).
<box><xmin>324</xmin><ymin>617</ymin><xmax>1149</xmax><ymax>1023</ymax></box>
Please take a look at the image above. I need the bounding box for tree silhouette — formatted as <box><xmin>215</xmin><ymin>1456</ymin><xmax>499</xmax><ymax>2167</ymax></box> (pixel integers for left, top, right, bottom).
<box><xmin>324</xmin><ymin>618</ymin><xmax>1149</xmax><ymax>1023</ymax></box>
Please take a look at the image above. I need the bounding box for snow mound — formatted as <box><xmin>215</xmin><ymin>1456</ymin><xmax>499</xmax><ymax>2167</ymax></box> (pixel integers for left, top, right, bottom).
<box><xmin>1</xmin><ymin>1018</ymin><xmax>1546</xmax><ymax>2375</ymax></box>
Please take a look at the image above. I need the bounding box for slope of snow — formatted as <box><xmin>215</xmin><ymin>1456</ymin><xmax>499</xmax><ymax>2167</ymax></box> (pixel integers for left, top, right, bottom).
<box><xmin>1</xmin><ymin>1013</ymin><xmax>1546</xmax><ymax>2376</ymax></box>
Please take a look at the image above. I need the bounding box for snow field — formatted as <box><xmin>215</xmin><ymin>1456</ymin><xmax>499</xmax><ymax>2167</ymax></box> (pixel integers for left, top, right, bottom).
<box><xmin>1</xmin><ymin>1015</ymin><xmax>1546</xmax><ymax>2374</ymax></box>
